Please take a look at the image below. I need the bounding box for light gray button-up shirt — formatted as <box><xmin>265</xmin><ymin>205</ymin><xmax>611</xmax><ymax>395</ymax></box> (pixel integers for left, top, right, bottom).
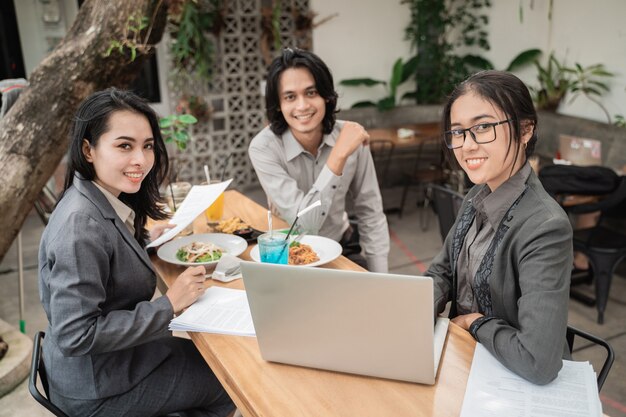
<box><xmin>248</xmin><ymin>121</ymin><xmax>389</xmax><ymax>272</ymax></box>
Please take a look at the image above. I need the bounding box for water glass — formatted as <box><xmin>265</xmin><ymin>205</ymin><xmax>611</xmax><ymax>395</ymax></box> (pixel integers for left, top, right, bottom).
<box><xmin>257</xmin><ymin>232</ymin><xmax>289</xmax><ymax>264</ymax></box>
<box><xmin>164</xmin><ymin>181</ymin><xmax>193</xmax><ymax>235</ymax></box>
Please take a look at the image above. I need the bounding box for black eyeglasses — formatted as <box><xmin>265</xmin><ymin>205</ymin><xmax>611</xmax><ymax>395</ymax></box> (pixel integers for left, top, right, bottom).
<box><xmin>443</xmin><ymin>119</ymin><xmax>513</xmax><ymax>149</ymax></box>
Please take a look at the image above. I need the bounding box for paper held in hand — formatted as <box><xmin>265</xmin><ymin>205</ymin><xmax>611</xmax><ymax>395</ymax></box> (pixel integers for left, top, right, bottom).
<box><xmin>147</xmin><ymin>179</ymin><xmax>232</xmax><ymax>248</ymax></box>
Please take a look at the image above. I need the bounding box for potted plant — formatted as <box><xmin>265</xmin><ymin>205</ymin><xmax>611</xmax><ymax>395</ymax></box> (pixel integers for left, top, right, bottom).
<box><xmin>531</xmin><ymin>53</ymin><xmax>614</xmax><ymax>122</ymax></box>
<box><xmin>339</xmin><ymin>56</ymin><xmax>418</xmax><ymax>111</ymax></box>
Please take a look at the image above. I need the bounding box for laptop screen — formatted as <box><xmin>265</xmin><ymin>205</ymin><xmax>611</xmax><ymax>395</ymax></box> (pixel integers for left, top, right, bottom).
<box><xmin>558</xmin><ymin>134</ymin><xmax>602</xmax><ymax>166</ymax></box>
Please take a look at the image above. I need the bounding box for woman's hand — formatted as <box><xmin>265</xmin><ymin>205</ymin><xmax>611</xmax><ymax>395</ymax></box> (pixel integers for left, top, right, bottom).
<box><xmin>149</xmin><ymin>223</ymin><xmax>176</xmax><ymax>242</ymax></box>
<box><xmin>451</xmin><ymin>313</ymin><xmax>484</xmax><ymax>331</ymax></box>
<box><xmin>166</xmin><ymin>265</ymin><xmax>206</xmax><ymax>314</ymax></box>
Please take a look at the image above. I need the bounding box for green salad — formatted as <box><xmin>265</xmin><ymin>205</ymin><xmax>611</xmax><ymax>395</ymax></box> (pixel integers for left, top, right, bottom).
<box><xmin>175</xmin><ymin>241</ymin><xmax>223</xmax><ymax>263</ymax></box>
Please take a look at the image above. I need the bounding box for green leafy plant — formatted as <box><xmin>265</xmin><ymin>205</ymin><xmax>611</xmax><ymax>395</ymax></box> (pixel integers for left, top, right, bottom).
<box><xmin>613</xmin><ymin>115</ymin><xmax>626</xmax><ymax>128</ymax></box>
<box><xmin>531</xmin><ymin>53</ymin><xmax>614</xmax><ymax>122</ymax></box>
<box><xmin>159</xmin><ymin>114</ymin><xmax>198</xmax><ymax>151</ymax></box>
<box><xmin>402</xmin><ymin>0</ymin><xmax>492</xmax><ymax>104</ymax></box>
<box><xmin>531</xmin><ymin>53</ymin><xmax>571</xmax><ymax>111</ymax></box>
<box><xmin>567</xmin><ymin>63</ymin><xmax>614</xmax><ymax>123</ymax></box>
<box><xmin>104</xmin><ymin>13</ymin><xmax>152</xmax><ymax>62</ymax></box>
<box><xmin>168</xmin><ymin>0</ymin><xmax>223</xmax><ymax>92</ymax></box>
<box><xmin>339</xmin><ymin>56</ymin><xmax>418</xmax><ymax>111</ymax></box>
<box><xmin>504</xmin><ymin>48</ymin><xmax>542</xmax><ymax>72</ymax></box>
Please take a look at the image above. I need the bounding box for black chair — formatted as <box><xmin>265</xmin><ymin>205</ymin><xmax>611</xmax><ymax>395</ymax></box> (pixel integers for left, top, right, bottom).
<box><xmin>566</xmin><ymin>177</ymin><xmax>626</xmax><ymax>324</ymax></box>
<box><xmin>430</xmin><ymin>184</ymin><xmax>465</xmax><ymax>242</ymax></box>
<box><xmin>33</xmin><ymin>185</ymin><xmax>58</xmax><ymax>226</ymax></box>
<box><xmin>369</xmin><ymin>139</ymin><xmax>395</xmax><ymax>188</ymax></box>
<box><xmin>398</xmin><ymin>135</ymin><xmax>447</xmax><ymax>219</ymax></box>
<box><xmin>29</xmin><ymin>331</ymin><xmax>69</xmax><ymax>417</ymax></box>
<box><xmin>566</xmin><ymin>325</ymin><xmax>615</xmax><ymax>391</ymax></box>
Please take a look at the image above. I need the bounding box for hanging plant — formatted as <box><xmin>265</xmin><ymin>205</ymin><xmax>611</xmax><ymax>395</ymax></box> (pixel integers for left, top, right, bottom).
<box><xmin>168</xmin><ymin>0</ymin><xmax>224</xmax><ymax>93</ymax></box>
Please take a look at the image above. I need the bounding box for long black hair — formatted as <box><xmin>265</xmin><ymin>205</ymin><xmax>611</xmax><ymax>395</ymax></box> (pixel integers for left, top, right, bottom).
<box><xmin>63</xmin><ymin>88</ymin><xmax>169</xmax><ymax>246</ymax></box>
<box><xmin>265</xmin><ymin>48</ymin><xmax>339</xmax><ymax>136</ymax></box>
<box><xmin>443</xmin><ymin>70</ymin><xmax>538</xmax><ymax>173</ymax></box>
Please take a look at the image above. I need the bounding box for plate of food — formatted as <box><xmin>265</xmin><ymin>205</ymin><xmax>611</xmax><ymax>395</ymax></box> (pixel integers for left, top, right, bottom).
<box><xmin>249</xmin><ymin>235</ymin><xmax>342</xmax><ymax>267</ymax></box>
<box><xmin>215</xmin><ymin>217</ymin><xmax>263</xmax><ymax>243</ymax></box>
<box><xmin>157</xmin><ymin>233</ymin><xmax>248</xmax><ymax>266</ymax></box>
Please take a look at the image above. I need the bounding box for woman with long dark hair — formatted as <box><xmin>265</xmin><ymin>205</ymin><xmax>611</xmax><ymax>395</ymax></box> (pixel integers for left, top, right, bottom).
<box><xmin>39</xmin><ymin>88</ymin><xmax>235</xmax><ymax>416</ymax></box>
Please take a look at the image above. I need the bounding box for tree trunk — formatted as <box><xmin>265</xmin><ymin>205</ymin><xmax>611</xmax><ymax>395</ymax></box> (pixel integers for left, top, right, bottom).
<box><xmin>0</xmin><ymin>0</ymin><xmax>168</xmax><ymax>263</ymax></box>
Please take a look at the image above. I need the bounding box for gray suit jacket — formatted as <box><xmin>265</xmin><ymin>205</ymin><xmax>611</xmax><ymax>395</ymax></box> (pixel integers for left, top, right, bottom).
<box><xmin>38</xmin><ymin>175</ymin><xmax>174</xmax><ymax>399</ymax></box>
<box><xmin>427</xmin><ymin>171</ymin><xmax>573</xmax><ymax>385</ymax></box>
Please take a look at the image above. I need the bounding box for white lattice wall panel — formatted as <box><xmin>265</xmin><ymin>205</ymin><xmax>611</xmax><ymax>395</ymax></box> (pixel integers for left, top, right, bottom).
<box><xmin>167</xmin><ymin>0</ymin><xmax>312</xmax><ymax>189</ymax></box>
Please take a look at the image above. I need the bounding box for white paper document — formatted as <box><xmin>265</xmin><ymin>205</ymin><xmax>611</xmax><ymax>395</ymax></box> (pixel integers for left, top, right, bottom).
<box><xmin>169</xmin><ymin>287</ymin><xmax>255</xmax><ymax>337</ymax></box>
<box><xmin>460</xmin><ymin>343</ymin><xmax>602</xmax><ymax>417</ymax></box>
<box><xmin>147</xmin><ymin>179</ymin><xmax>233</xmax><ymax>248</ymax></box>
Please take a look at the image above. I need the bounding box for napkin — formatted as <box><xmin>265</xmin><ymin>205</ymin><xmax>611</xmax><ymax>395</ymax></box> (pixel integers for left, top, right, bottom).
<box><xmin>211</xmin><ymin>254</ymin><xmax>242</xmax><ymax>282</ymax></box>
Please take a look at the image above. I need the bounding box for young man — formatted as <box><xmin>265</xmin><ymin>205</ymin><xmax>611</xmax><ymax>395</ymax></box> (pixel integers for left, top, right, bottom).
<box><xmin>248</xmin><ymin>48</ymin><xmax>389</xmax><ymax>272</ymax></box>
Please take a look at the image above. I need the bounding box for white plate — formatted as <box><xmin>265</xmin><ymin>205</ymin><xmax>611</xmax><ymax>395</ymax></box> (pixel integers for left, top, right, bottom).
<box><xmin>249</xmin><ymin>235</ymin><xmax>342</xmax><ymax>267</ymax></box>
<box><xmin>157</xmin><ymin>233</ymin><xmax>248</xmax><ymax>266</ymax></box>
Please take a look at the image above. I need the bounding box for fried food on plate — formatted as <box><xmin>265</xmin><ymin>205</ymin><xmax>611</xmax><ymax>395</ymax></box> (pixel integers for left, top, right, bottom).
<box><xmin>216</xmin><ymin>217</ymin><xmax>250</xmax><ymax>234</ymax></box>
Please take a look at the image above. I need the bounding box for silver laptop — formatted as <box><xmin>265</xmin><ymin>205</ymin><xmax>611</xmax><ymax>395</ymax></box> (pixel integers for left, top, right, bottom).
<box><xmin>559</xmin><ymin>134</ymin><xmax>602</xmax><ymax>166</ymax></box>
<box><xmin>240</xmin><ymin>261</ymin><xmax>449</xmax><ymax>384</ymax></box>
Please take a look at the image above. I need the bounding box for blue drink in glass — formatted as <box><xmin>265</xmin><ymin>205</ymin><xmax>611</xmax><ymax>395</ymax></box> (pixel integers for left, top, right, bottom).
<box><xmin>258</xmin><ymin>232</ymin><xmax>289</xmax><ymax>264</ymax></box>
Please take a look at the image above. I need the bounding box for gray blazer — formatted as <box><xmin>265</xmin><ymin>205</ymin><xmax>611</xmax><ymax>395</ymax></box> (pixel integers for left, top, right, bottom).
<box><xmin>38</xmin><ymin>175</ymin><xmax>174</xmax><ymax>400</ymax></box>
<box><xmin>427</xmin><ymin>171</ymin><xmax>573</xmax><ymax>385</ymax></box>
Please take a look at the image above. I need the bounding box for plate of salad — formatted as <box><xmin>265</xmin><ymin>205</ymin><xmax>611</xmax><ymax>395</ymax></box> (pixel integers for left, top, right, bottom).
<box><xmin>157</xmin><ymin>233</ymin><xmax>248</xmax><ymax>266</ymax></box>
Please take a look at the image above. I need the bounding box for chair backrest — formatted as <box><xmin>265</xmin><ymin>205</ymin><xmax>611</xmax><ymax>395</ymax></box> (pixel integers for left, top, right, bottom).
<box><xmin>34</xmin><ymin>185</ymin><xmax>58</xmax><ymax>226</ymax></box>
<box><xmin>369</xmin><ymin>139</ymin><xmax>395</xmax><ymax>186</ymax></box>
<box><xmin>410</xmin><ymin>135</ymin><xmax>445</xmax><ymax>175</ymax></box>
<box><xmin>29</xmin><ymin>332</ymin><xmax>69</xmax><ymax>417</ymax></box>
<box><xmin>430</xmin><ymin>184</ymin><xmax>465</xmax><ymax>242</ymax></box>
<box><xmin>566</xmin><ymin>325</ymin><xmax>615</xmax><ymax>391</ymax></box>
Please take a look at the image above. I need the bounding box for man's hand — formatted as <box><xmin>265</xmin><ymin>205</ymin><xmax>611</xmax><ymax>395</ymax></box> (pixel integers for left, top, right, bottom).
<box><xmin>451</xmin><ymin>313</ymin><xmax>484</xmax><ymax>331</ymax></box>
<box><xmin>327</xmin><ymin>121</ymin><xmax>370</xmax><ymax>175</ymax></box>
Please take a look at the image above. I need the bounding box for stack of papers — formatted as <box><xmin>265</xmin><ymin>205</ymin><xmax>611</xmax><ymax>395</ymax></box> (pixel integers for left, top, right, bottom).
<box><xmin>169</xmin><ymin>287</ymin><xmax>256</xmax><ymax>337</ymax></box>
<box><xmin>461</xmin><ymin>343</ymin><xmax>602</xmax><ymax>417</ymax></box>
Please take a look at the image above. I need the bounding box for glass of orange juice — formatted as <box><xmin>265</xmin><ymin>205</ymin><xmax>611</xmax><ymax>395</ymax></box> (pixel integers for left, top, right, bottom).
<box><xmin>205</xmin><ymin>180</ymin><xmax>225</xmax><ymax>225</ymax></box>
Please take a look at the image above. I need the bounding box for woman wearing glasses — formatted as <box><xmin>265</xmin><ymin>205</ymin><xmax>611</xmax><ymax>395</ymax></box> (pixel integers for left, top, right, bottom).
<box><xmin>427</xmin><ymin>70</ymin><xmax>572</xmax><ymax>384</ymax></box>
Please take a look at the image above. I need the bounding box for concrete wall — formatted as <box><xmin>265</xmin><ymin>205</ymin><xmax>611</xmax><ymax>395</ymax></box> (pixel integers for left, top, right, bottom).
<box><xmin>310</xmin><ymin>0</ymin><xmax>413</xmax><ymax>112</ymax></box>
<box><xmin>339</xmin><ymin>104</ymin><xmax>626</xmax><ymax>174</ymax></box>
<box><xmin>312</xmin><ymin>0</ymin><xmax>626</xmax><ymax>124</ymax></box>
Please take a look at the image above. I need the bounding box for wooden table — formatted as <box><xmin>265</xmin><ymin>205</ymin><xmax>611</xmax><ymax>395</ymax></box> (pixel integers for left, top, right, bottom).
<box><xmin>367</xmin><ymin>122</ymin><xmax>441</xmax><ymax>148</ymax></box>
<box><xmin>151</xmin><ymin>190</ymin><xmax>477</xmax><ymax>417</ymax></box>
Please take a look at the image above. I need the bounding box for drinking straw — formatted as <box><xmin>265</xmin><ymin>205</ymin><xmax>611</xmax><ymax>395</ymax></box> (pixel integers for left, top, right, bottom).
<box><xmin>168</xmin><ymin>182</ymin><xmax>177</xmax><ymax>211</ymax></box>
<box><xmin>267</xmin><ymin>210</ymin><xmax>273</xmax><ymax>235</ymax></box>
<box><xmin>204</xmin><ymin>164</ymin><xmax>211</xmax><ymax>183</ymax></box>
<box><xmin>220</xmin><ymin>152</ymin><xmax>234</xmax><ymax>181</ymax></box>
<box><xmin>283</xmin><ymin>200</ymin><xmax>321</xmax><ymax>242</ymax></box>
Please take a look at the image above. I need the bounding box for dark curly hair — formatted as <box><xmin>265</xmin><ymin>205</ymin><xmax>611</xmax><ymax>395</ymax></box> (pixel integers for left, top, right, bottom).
<box><xmin>63</xmin><ymin>88</ymin><xmax>169</xmax><ymax>246</ymax></box>
<box><xmin>265</xmin><ymin>48</ymin><xmax>339</xmax><ymax>136</ymax></box>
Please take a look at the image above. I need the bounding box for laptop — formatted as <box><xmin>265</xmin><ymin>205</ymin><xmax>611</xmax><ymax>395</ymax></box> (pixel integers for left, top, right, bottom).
<box><xmin>240</xmin><ymin>261</ymin><xmax>450</xmax><ymax>384</ymax></box>
<box><xmin>559</xmin><ymin>134</ymin><xmax>602</xmax><ymax>166</ymax></box>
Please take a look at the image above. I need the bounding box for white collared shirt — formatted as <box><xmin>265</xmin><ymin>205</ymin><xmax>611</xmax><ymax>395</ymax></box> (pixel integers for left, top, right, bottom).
<box><xmin>92</xmin><ymin>181</ymin><xmax>136</xmax><ymax>236</ymax></box>
<box><xmin>248</xmin><ymin>120</ymin><xmax>389</xmax><ymax>272</ymax></box>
